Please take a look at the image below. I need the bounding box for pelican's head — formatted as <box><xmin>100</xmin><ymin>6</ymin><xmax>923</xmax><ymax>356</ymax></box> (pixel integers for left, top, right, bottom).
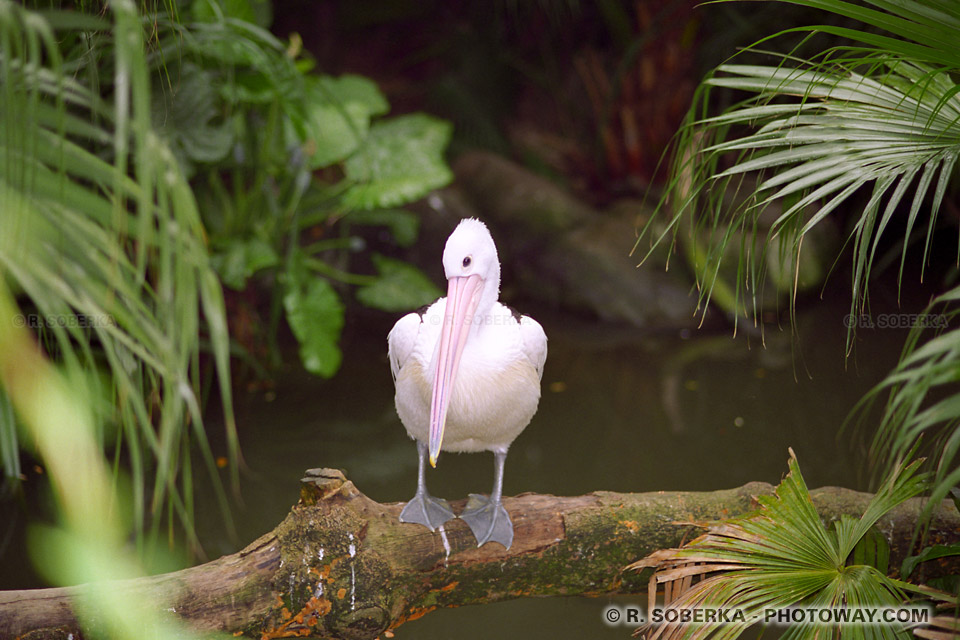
<box><xmin>442</xmin><ymin>218</ymin><xmax>500</xmax><ymax>303</ymax></box>
<box><xmin>429</xmin><ymin>218</ymin><xmax>502</xmax><ymax>466</ymax></box>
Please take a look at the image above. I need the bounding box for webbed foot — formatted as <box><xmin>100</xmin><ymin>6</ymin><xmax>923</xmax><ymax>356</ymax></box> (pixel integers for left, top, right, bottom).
<box><xmin>400</xmin><ymin>492</ymin><xmax>456</xmax><ymax>531</ymax></box>
<box><xmin>460</xmin><ymin>493</ymin><xmax>513</xmax><ymax>549</ymax></box>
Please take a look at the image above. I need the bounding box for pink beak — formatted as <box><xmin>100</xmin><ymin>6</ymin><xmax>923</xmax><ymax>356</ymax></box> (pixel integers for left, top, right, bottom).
<box><xmin>429</xmin><ymin>274</ymin><xmax>483</xmax><ymax>467</ymax></box>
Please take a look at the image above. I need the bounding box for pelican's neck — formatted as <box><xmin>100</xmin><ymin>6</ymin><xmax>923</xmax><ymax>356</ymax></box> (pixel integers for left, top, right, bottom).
<box><xmin>470</xmin><ymin>265</ymin><xmax>500</xmax><ymax>338</ymax></box>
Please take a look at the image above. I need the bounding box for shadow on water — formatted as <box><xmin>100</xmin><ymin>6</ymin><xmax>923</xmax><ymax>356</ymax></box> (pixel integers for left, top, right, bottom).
<box><xmin>190</xmin><ymin>285</ymin><xmax>906</xmax><ymax>639</ymax></box>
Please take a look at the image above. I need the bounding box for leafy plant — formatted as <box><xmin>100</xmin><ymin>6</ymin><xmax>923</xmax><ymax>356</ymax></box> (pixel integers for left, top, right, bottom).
<box><xmin>635</xmin><ymin>0</ymin><xmax>960</xmax><ymax>567</ymax></box>
<box><xmin>862</xmin><ymin>287</ymin><xmax>960</xmax><ymax>527</ymax></box>
<box><xmin>0</xmin><ymin>0</ymin><xmax>237</xmax><ymax>555</ymax></box>
<box><xmin>0</xmin><ymin>0</ymin><xmax>453</xmax><ymax>564</ymax></box>
<box><xmin>631</xmin><ymin>451</ymin><xmax>931</xmax><ymax>640</ymax></box>
<box><xmin>0</xmin><ymin>276</ymin><xmax>208</xmax><ymax>640</ymax></box>
<box><xmin>151</xmin><ymin>0</ymin><xmax>448</xmax><ymax>377</ymax></box>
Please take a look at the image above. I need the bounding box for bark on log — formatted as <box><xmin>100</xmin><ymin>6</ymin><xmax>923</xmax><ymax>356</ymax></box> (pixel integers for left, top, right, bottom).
<box><xmin>1</xmin><ymin>468</ymin><xmax>958</xmax><ymax>640</ymax></box>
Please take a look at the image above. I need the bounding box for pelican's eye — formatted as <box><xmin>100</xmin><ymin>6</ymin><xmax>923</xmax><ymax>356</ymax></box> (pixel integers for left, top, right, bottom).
<box><xmin>462</xmin><ymin>256</ymin><xmax>472</xmax><ymax>268</ymax></box>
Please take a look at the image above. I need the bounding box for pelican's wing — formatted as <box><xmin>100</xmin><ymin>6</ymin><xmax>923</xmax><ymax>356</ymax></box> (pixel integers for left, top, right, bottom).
<box><xmin>518</xmin><ymin>315</ymin><xmax>548</xmax><ymax>381</ymax></box>
<box><xmin>387</xmin><ymin>312</ymin><xmax>423</xmax><ymax>382</ymax></box>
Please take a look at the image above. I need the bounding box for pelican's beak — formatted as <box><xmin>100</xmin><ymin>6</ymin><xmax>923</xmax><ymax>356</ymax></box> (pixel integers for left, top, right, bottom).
<box><xmin>429</xmin><ymin>274</ymin><xmax>483</xmax><ymax>467</ymax></box>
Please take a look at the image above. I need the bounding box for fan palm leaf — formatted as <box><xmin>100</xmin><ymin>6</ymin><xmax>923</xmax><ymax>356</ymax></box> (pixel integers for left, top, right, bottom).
<box><xmin>634</xmin><ymin>0</ymin><xmax>960</xmax><ymax>543</ymax></box>
<box><xmin>640</xmin><ymin>55</ymin><xmax>960</xmax><ymax>330</ymax></box>
<box><xmin>630</xmin><ymin>452</ymin><xmax>929</xmax><ymax>640</ymax></box>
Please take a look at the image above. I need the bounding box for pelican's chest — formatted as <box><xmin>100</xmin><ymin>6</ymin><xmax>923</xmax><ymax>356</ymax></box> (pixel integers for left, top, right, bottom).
<box><xmin>394</xmin><ymin>323</ymin><xmax>542</xmax><ymax>452</ymax></box>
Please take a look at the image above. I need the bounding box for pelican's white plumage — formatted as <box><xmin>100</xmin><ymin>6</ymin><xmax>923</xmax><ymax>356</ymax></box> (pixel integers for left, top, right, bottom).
<box><xmin>387</xmin><ymin>218</ymin><xmax>547</xmax><ymax>548</ymax></box>
<box><xmin>390</xmin><ymin>299</ymin><xmax>545</xmax><ymax>453</ymax></box>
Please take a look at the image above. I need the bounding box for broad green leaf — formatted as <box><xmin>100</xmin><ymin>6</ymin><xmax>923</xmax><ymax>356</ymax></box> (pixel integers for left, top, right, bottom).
<box><xmin>297</xmin><ymin>103</ymin><xmax>370</xmax><ymax>168</ymax></box>
<box><xmin>342</xmin><ymin>113</ymin><xmax>453</xmax><ymax>210</ymax></box>
<box><xmin>316</xmin><ymin>74</ymin><xmax>389</xmax><ymax>118</ymax></box>
<box><xmin>283</xmin><ymin>259</ymin><xmax>344</xmax><ymax>378</ymax></box>
<box><xmin>295</xmin><ymin>74</ymin><xmax>389</xmax><ymax>169</ymax></box>
<box><xmin>348</xmin><ymin>209</ymin><xmax>420</xmax><ymax>247</ymax></box>
<box><xmin>357</xmin><ymin>254</ymin><xmax>442</xmax><ymax>312</ymax></box>
<box><xmin>190</xmin><ymin>0</ymin><xmax>269</xmax><ymax>25</ymax></box>
<box><xmin>210</xmin><ymin>237</ymin><xmax>280</xmax><ymax>290</ymax></box>
<box><xmin>150</xmin><ymin>63</ymin><xmax>233</xmax><ymax>175</ymax></box>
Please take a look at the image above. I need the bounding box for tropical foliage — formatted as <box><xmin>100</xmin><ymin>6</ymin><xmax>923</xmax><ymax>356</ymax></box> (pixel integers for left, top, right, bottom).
<box><xmin>861</xmin><ymin>287</ymin><xmax>960</xmax><ymax>525</ymax></box>
<box><xmin>0</xmin><ymin>0</ymin><xmax>238</xmax><ymax>553</ymax></box>
<box><xmin>633</xmin><ymin>0</ymin><xmax>960</xmax><ymax>635</ymax></box>
<box><xmin>0</xmin><ymin>278</ymin><xmax>205</xmax><ymax>640</ymax></box>
<box><xmin>632</xmin><ymin>452</ymin><xmax>942</xmax><ymax>640</ymax></box>
<box><xmin>149</xmin><ymin>0</ymin><xmax>448</xmax><ymax>377</ymax></box>
<box><xmin>0</xmin><ymin>0</ymin><xmax>451</xmax><ymax>556</ymax></box>
<box><xmin>635</xmin><ymin>0</ymin><xmax>960</xmax><ymax>561</ymax></box>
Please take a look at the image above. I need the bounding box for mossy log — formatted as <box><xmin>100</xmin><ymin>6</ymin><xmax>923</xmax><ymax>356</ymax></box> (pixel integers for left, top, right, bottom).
<box><xmin>1</xmin><ymin>468</ymin><xmax>958</xmax><ymax>640</ymax></box>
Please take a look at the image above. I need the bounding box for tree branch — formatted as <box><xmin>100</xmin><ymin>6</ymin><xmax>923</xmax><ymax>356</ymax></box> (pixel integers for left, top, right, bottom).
<box><xmin>2</xmin><ymin>468</ymin><xmax>958</xmax><ymax>640</ymax></box>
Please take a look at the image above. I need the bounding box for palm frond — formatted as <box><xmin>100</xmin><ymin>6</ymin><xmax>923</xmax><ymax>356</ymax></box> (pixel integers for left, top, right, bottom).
<box><xmin>638</xmin><ymin>55</ymin><xmax>960</xmax><ymax>330</ymax></box>
<box><xmin>634</xmin><ymin>0</ymin><xmax>960</xmax><ymax>530</ymax></box>
<box><xmin>0</xmin><ymin>0</ymin><xmax>237</xmax><ymax>553</ymax></box>
<box><xmin>763</xmin><ymin>0</ymin><xmax>960</xmax><ymax>67</ymax></box>
<box><xmin>629</xmin><ymin>451</ymin><xmax>927</xmax><ymax>640</ymax></box>
<box><xmin>857</xmin><ymin>285</ymin><xmax>960</xmax><ymax>522</ymax></box>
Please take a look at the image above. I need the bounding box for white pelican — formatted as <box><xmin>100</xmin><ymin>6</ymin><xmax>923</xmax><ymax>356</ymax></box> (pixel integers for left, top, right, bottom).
<box><xmin>388</xmin><ymin>218</ymin><xmax>547</xmax><ymax>549</ymax></box>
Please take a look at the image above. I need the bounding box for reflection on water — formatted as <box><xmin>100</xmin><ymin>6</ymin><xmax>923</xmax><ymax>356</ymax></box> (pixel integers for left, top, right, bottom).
<box><xmin>191</xmin><ymin>291</ymin><xmax>905</xmax><ymax>639</ymax></box>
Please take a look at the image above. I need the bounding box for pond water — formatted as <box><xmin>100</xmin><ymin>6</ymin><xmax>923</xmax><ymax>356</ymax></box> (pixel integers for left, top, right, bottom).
<box><xmin>0</xmin><ymin>276</ymin><xmax>914</xmax><ymax>638</ymax></box>
<box><xmin>191</xmin><ymin>281</ymin><xmax>907</xmax><ymax>639</ymax></box>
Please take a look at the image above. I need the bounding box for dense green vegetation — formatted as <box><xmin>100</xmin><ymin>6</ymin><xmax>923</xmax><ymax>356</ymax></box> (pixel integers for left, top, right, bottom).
<box><xmin>637</xmin><ymin>0</ymin><xmax>960</xmax><ymax>635</ymax></box>
<box><xmin>0</xmin><ymin>0</ymin><xmax>449</xmax><ymax>557</ymax></box>
<box><xmin>0</xmin><ymin>0</ymin><xmax>957</xmax><ymax>637</ymax></box>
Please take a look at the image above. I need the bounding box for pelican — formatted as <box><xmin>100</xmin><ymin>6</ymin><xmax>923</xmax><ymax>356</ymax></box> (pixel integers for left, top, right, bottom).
<box><xmin>388</xmin><ymin>218</ymin><xmax>547</xmax><ymax>549</ymax></box>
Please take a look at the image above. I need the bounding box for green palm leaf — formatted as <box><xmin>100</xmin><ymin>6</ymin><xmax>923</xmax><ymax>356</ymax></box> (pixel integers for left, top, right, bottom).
<box><xmin>856</xmin><ymin>285</ymin><xmax>960</xmax><ymax>522</ymax></box>
<box><xmin>759</xmin><ymin>0</ymin><xmax>960</xmax><ymax>67</ymax></box>
<box><xmin>635</xmin><ymin>0</ymin><xmax>960</xmax><ymax>542</ymax></box>
<box><xmin>631</xmin><ymin>452</ymin><xmax>927</xmax><ymax>640</ymax></box>
<box><xmin>640</xmin><ymin>56</ymin><xmax>960</xmax><ymax>330</ymax></box>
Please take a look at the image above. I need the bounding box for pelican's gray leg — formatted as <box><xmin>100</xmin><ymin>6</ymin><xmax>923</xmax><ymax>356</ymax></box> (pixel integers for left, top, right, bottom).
<box><xmin>400</xmin><ymin>441</ymin><xmax>455</xmax><ymax>530</ymax></box>
<box><xmin>460</xmin><ymin>449</ymin><xmax>513</xmax><ymax>549</ymax></box>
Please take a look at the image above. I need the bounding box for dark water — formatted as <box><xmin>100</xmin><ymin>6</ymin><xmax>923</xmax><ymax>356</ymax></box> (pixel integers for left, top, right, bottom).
<box><xmin>0</xmin><ymin>284</ymin><xmax>911</xmax><ymax>638</ymax></box>
<box><xmin>190</xmin><ymin>288</ymin><xmax>905</xmax><ymax>639</ymax></box>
